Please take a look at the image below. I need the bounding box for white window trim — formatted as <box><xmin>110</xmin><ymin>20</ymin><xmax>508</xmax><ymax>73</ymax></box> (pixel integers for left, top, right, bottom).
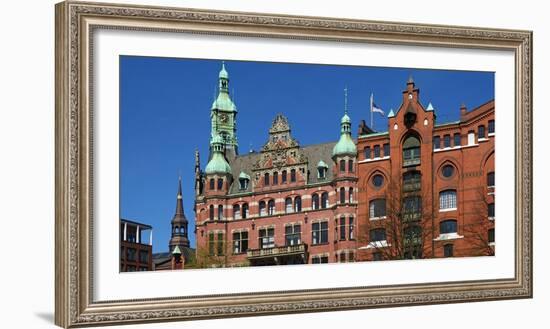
<box><xmin>489</xmin><ymin>242</ymin><xmax>496</xmax><ymax>247</ymax></box>
<box><xmin>369</xmin><ymin>215</ymin><xmax>387</xmax><ymax>221</ymax></box>
<box><xmin>462</xmin><ymin>143</ymin><xmax>479</xmax><ymax>149</ymax></box>
<box><xmin>358</xmin><ymin>155</ymin><xmax>390</xmax><ymax>164</ymax></box>
<box><xmin>439</xmin><ymin>207</ymin><xmax>457</xmax><ymax>213</ymax></box>
<box><xmin>363</xmin><ymin>240</ymin><xmax>390</xmax><ymax>249</ymax></box>
<box><xmin>489</xmin><ymin>216</ymin><xmax>495</xmax><ymax>221</ymax></box>
<box><xmin>433</xmin><ymin>233</ymin><xmax>464</xmax><ymax>241</ymax></box>
<box><xmin>434</xmin><ymin>147</ymin><xmax>460</xmax><ymax>153</ymax></box>
<box><xmin>488</xmin><ymin>132</ymin><xmax>495</xmax><ymax>137</ymax></box>
<box><xmin>478</xmin><ymin>137</ymin><xmax>489</xmax><ymax>142</ymax></box>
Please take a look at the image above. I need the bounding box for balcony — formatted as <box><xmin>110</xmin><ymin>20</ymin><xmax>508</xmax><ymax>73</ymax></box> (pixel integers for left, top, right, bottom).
<box><xmin>247</xmin><ymin>244</ymin><xmax>307</xmax><ymax>266</ymax></box>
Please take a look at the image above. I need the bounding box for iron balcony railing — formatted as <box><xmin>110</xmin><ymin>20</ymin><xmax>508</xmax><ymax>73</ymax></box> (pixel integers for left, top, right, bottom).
<box><xmin>247</xmin><ymin>243</ymin><xmax>307</xmax><ymax>259</ymax></box>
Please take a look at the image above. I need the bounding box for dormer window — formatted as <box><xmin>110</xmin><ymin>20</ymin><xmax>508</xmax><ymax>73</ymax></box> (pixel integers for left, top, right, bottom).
<box><xmin>317</xmin><ymin>160</ymin><xmax>328</xmax><ymax>179</ymax></box>
<box><xmin>239</xmin><ymin>178</ymin><xmax>248</xmax><ymax>190</ymax></box>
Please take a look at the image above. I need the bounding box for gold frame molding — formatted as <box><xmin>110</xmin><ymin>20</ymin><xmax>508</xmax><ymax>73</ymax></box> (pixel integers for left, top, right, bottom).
<box><xmin>55</xmin><ymin>1</ymin><xmax>533</xmax><ymax>327</ymax></box>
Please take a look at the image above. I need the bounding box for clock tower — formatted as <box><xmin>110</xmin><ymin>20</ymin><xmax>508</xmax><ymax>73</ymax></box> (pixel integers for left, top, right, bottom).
<box><xmin>210</xmin><ymin>61</ymin><xmax>238</xmax><ymax>159</ymax></box>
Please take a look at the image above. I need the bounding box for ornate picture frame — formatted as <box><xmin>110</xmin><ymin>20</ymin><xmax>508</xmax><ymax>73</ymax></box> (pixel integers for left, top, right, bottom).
<box><xmin>55</xmin><ymin>1</ymin><xmax>532</xmax><ymax>327</ymax></box>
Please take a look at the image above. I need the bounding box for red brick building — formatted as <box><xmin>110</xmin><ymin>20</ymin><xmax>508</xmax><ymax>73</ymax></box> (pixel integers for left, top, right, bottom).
<box><xmin>355</xmin><ymin>78</ymin><xmax>495</xmax><ymax>261</ymax></box>
<box><xmin>193</xmin><ymin>63</ymin><xmax>494</xmax><ymax>267</ymax></box>
<box><xmin>120</xmin><ymin>219</ymin><xmax>153</xmax><ymax>271</ymax></box>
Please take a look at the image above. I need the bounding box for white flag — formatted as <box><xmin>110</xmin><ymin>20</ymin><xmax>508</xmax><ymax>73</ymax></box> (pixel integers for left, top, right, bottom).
<box><xmin>370</xmin><ymin>93</ymin><xmax>384</xmax><ymax>116</ymax></box>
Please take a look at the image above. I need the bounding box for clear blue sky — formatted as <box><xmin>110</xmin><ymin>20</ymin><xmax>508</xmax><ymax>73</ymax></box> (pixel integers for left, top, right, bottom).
<box><xmin>120</xmin><ymin>56</ymin><xmax>494</xmax><ymax>253</ymax></box>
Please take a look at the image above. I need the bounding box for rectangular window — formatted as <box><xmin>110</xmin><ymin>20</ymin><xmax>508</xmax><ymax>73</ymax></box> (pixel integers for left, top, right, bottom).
<box><xmin>433</xmin><ymin>136</ymin><xmax>440</xmax><ymax>150</ymax></box>
<box><xmin>488</xmin><ymin>203</ymin><xmax>495</xmax><ymax>218</ymax></box>
<box><xmin>290</xmin><ymin>169</ymin><xmax>296</xmax><ymax>182</ymax></box>
<box><xmin>369</xmin><ymin>199</ymin><xmax>386</xmax><ymax>218</ymax></box>
<box><xmin>264</xmin><ymin>173</ymin><xmax>270</xmax><ymax>186</ymax></box>
<box><xmin>217</xmin><ymin>178</ymin><xmax>223</xmax><ymax>190</ymax></box>
<box><xmin>339</xmin><ymin>252</ymin><xmax>346</xmax><ymax>263</ymax></box>
<box><xmin>216</xmin><ymin>232</ymin><xmax>224</xmax><ymax>255</ymax></box>
<box><xmin>374</xmin><ymin>145</ymin><xmax>381</xmax><ymax>158</ymax></box>
<box><xmin>282</xmin><ymin>171</ymin><xmax>287</xmax><ymax>183</ymax></box>
<box><xmin>383</xmin><ymin>143</ymin><xmax>390</xmax><ymax>157</ymax></box>
<box><xmin>139</xmin><ymin>250</ymin><xmax>149</xmax><ymax>263</ymax></box>
<box><xmin>312</xmin><ymin>221</ymin><xmax>328</xmax><ymax>245</ymax></box>
<box><xmin>403</xmin><ymin>196</ymin><xmax>422</xmax><ymax>222</ymax></box>
<box><xmin>454</xmin><ymin>133</ymin><xmax>461</xmax><ymax>147</ymax></box>
<box><xmin>339</xmin><ymin>160</ymin><xmax>346</xmax><ymax>172</ymax></box>
<box><xmin>232</xmin><ymin>231</ymin><xmax>248</xmax><ymax>254</ymax></box>
<box><xmin>488</xmin><ymin>120</ymin><xmax>495</xmax><ymax>134</ymax></box>
<box><xmin>339</xmin><ymin>217</ymin><xmax>346</xmax><ymax>240</ymax></box>
<box><xmin>478</xmin><ymin>125</ymin><xmax>486</xmax><ymax>139</ymax></box>
<box><xmin>208</xmin><ymin>232</ymin><xmax>215</xmax><ymax>256</ymax></box>
<box><xmin>488</xmin><ymin>228</ymin><xmax>495</xmax><ymax>243</ymax></box>
<box><xmin>285</xmin><ymin>224</ymin><xmax>301</xmax><ymax>246</ymax></box>
<box><xmin>369</xmin><ymin>228</ymin><xmax>386</xmax><ymax>242</ymax></box>
<box><xmin>444</xmin><ymin>244</ymin><xmax>454</xmax><ymax>257</ymax></box>
<box><xmin>126</xmin><ymin>248</ymin><xmax>136</xmax><ymax>262</ymax></box>
<box><xmin>273</xmin><ymin>172</ymin><xmax>278</xmax><ymax>185</ymax></box>
<box><xmin>444</xmin><ymin>134</ymin><xmax>451</xmax><ymax>148</ymax></box>
<box><xmin>259</xmin><ymin>228</ymin><xmax>275</xmax><ymax>249</ymax></box>
<box><xmin>487</xmin><ymin>172</ymin><xmax>495</xmax><ymax>187</ymax></box>
<box><xmin>468</xmin><ymin>131</ymin><xmax>475</xmax><ymax>145</ymax></box>
<box><xmin>348</xmin><ymin>159</ymin><xmax>354</xmax><ymax>172</ymax></box>
<box><xmin>312</xmin><ymin>255</ymin><xmax>328</xmax><ymax>264</ymax></box>
<box><xmin>364</xmin><ymin>146</ymin><xmax>371</xmax><ymax>160</ymax></box>
<box><xmin>349</xmin><ymin>217</ymin><xmax>355</xmax><ymax>240</ymax></box>
<box><xmin>439</xmin><ymin>190</ymin><xmax>457</xmax><ymax>210</ymax></box>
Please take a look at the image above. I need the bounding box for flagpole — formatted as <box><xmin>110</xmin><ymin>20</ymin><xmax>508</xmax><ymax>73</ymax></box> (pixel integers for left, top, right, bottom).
<box><xmin>370</xmin><ymin>93</ymin><xmax>374</xmax><ymax>131</ymax></box>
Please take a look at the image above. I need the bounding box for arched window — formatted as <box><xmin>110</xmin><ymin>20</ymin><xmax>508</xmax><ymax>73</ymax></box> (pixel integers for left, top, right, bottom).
<box><xmin>285</xmin><ymin>197</ymin><xmax>293</xmax><ymax>213</ymax></box>
<box><xmin>209</xmin><ymin>205</ymin><xmax>214</xmax><ymax>221</ymax></box>
<box><xmin>403</xmin><ymin>171</ymin><xmax>421</xmax><ymax>192</ymax></box>
<box><xmin>282</xmin><ymin>170</ymin><xmax>287</xmax><ymax>183</ymax></box>
<box><xmin>273</xmin><ymin>172</ymin><xmax>279</xmax><ymax>185</ymax></box>
<box><xmin>233</xmin><ymin>204</ymin><xmax>241</xmax><ymax>220</ymax></box>
<box><xmin>348</xmin><ymin>159</ymin><xmax>354</xmax><ymax>172</ymax></box>
<box><xmin>209</xmin><ymin>178</ymin><xmax>215</xmax><ymax>190</ymax></box>
<box><xmin>403</xmin><ymin>135</ymin><xmax>421</xmax><ymax>166</ymax></box>
<box><xmin>264</xmin><ymin>173</ymin><xmax>270</xmax><ymax>186</ymax></box>
<box><xmin>217</xmin><ymin>178</ymin><xmax>223</xmax><ymax>190</ymax></box>
<box><xmin>294</xmin><ymin>196</ymin><xmax>302</xmax><ymax>212</ymax></box>
<box><xmin>369</xmin><ymin>199</ymin><xmax>386</xmax><ymax>219</ymax></box>
<box><xmin>487</xmin><ymin>172</ymin><xmax>495</xmax><ymax>187</ymax></box>
<box><xmin>312</xmin><ymin>194</ymin><xmax>319</xmax><ymax>210</ymax></box>
<box><xmin>339</xmin><ymin>187</ymin><xmax>346</xmax><ymax>204</ymax></box>
<box><xmin>321</xmin><ymin>192</ymin><xmax>329</xmax><ymax>209</ymax></box>
<box><xmin>339</xmin><ymin>159</ymin><xmax>346</xmax><ymax>172</ymax></box>
<box><xmin>349</xmin><ymin>187</ymin><xmax>354</xmax><ymax>203</ymax></box>
<box><xmin>290</xmin><ymin>169</ymin><xmax>296</xmax><ymax>182</ymax></box>
<box><xmin>242</xmin><ymin>203</ymin><xmax>249</xmax><ymax>219</ymax></box>
<box><xmin>259</xmin><ymin>201</ymin><xmax>266</xmax><ymax>216</ymax></box>
<box><xmin>268</xmin><ymin>199</ymin><xmax>275</xmax><ymax>215</ymax></box>
<box><xmin>440</xmin><ymin>219</ymin><xmax>457</xmax><ymax>234</ymax></box>
<box><xmin>217</xmin><ymin>205</ymin><xmax>224</xmax><ymax>220</ymax></box>
<box><xmin>439</xmin><ymin>190</ymin><xmax>457</xmax><ymax>211</ymax></box>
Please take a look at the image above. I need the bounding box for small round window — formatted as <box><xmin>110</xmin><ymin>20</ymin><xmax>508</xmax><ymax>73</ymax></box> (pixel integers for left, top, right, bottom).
<box><xmin>372</xmin><ymin>174</ymin><xmax>384</xmax><ymax>187</ymax></box>
<box><xmin>442</xmin><ymin>165</ymin><xmax>455</xmax><ymax>178</ymax></box>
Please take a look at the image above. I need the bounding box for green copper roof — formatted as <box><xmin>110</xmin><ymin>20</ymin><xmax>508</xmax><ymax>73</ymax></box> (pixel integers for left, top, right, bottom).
<box><xmin>211</xmin><ymin>92</ymin><xmax>237</xmax><ymax>112</ymax></box>
<box><xmin>333</xmin><ymin>112</ymin><xmax>357</xmax><ymax>157</ymax></box>
<box><xmin>219</xmin><ymin>62</ymin><xmax>229</xmax><ymax>79</ymax></box>
<box><xmin>317</xmin><ymin>160</ymin><xmax>328</xmax><ymax>168</ymax></box>
<box><xmin>332</xmin><ymin>133</ymin><xmax>357</xmax><ymax>157</ymax></box>
<box><xmin>238</xmin><ymin>171</ymin><xmax>250</xmax><ymax>180</ymax></box>
<box><xmin>205</xmin><ymin>134</ymin><xmax>232</xmax><ymax>175</ymax></box>
<box><xmin>172</xmin><ymin>245</ymin><xmax>182</xmax><ymax>255</ymax></box>
<box><xmin>341</xmin><ymin>113</ymin><xmax>351</xmax><ymax>124</ymax></box>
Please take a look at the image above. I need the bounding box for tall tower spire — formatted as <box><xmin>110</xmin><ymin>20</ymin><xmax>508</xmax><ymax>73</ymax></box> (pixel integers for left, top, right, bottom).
<box><xmin>332</xmin><ymin>88</ymin><xmax>357</xmax><ymax>158</ymax></box>
<box><xmin>169</xmin><ymin>176</ymin><xmax>189</xmax><ymax>251</ymax></box>
<box><xmin>210</xmin><ymin>61</ymin><xmax>238</xmax><ymax>158</ymax></box>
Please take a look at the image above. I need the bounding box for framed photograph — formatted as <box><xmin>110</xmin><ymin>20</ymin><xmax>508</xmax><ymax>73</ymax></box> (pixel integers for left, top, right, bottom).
<box><xmin>55</xmin><ymin>1</ymin><xmax>532</xmax><ymax>327</ymax></box>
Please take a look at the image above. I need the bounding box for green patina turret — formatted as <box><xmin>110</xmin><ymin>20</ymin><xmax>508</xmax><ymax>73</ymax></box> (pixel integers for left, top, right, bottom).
<box><xmin>205</xmin><ymin>133</ymin><xmax>232</xmax><ymax>175</ymax></box>
<box><xmin>332</xmin><ymin>88</ymin><xmax>357</xmax><ymax>158</ymax></box>
<box><xmin>211</xmin><ymin>61</ymin><xmax>238</xmax><ymax>157</ymax></box>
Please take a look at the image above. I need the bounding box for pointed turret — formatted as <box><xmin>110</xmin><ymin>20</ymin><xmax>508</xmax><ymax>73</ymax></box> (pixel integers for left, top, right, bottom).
<box><xmin>205</xmin><ymin>134</ymin><xmax>232</xmax><ymax>175</ymax></box>
<box><xmin>332</xmin><ymin>88</ymin><xmax>357</xmax><ymax>158</ymax></box>
<box><xmin>169</xmin><ymin>176</ymin><xmax>190</xmax><ymax>251</ymax></box>
<box><xmin>211</xmin><ymin>61</ymin><xmax>238</xmax><ymax>157</ymax></box>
